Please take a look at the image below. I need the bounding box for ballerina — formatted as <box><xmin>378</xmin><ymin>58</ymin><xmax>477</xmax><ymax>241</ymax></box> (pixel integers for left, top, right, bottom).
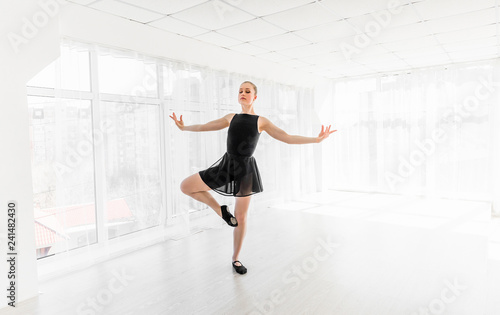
<box><xmin>170</xmin><ymin>81</ymin><xmax>336</xmax><ymax>274</ymax></box>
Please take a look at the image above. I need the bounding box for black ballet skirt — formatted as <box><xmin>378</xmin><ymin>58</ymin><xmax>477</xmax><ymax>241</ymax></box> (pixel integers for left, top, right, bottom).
<box><xmin>199</xmin><ymin>113</ymin><xmax>263</xmax><ymax>197</ymax></box>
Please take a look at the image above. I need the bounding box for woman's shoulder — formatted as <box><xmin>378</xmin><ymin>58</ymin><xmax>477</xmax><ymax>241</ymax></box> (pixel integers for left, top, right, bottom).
<box><xmin>224</xmin><ymin>113</ymin><xmax>238</xmax><ymax>125</ymax></box>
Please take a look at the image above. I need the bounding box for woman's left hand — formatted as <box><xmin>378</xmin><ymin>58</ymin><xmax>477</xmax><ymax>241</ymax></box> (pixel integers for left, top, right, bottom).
<box><xmin>317</xmin><ymin>125</ymin><xmax>337</xmax><ymax>143</ymax></box>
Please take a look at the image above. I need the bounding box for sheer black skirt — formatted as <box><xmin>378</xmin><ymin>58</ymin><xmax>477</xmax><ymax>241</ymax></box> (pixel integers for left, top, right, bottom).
<box><xmin>199</xmin><ymin>152</ymin><xmax>263</xmax><ymax>197</ymax></box>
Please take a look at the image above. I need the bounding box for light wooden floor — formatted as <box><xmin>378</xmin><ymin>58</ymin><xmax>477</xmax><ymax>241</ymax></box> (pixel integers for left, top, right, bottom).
<box><xmin>2</xmin><ymin>191</ymin><xmax>500</xmax><ymax>315</ymax></box>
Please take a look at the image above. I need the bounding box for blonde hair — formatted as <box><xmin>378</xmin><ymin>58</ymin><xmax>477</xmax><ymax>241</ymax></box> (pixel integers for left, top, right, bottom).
<box><xmin>241</xmin><ymin>81</ymin><xmax>257</xmax><ymax>95</ymax></box>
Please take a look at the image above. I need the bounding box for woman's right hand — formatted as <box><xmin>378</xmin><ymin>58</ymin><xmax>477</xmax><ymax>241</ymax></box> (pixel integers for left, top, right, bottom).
<box><xmin>169</xmin><ymin>112</ymin><xmax>185</xmax><ymax>131</ymax></box>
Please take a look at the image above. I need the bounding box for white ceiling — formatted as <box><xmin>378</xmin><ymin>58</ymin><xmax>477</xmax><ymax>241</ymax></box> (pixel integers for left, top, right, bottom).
<box><xmin>69</xmin><ymin>0</ymin><xmax>500</xmax><ymax>79</ymax></box>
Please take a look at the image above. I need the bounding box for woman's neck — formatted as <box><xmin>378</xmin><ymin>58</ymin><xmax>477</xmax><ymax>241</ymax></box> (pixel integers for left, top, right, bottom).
<box><xmin>240</xmin><ymin>105</ymin><xmax>255</xmax><ymax>115</ymax></box>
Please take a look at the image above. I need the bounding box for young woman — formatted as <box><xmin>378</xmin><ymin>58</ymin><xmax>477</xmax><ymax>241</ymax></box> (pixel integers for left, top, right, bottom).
<box><xmin>169</xmin><ymin>81</ymin><xmax>336</xmax><ymax>274</ymax></box>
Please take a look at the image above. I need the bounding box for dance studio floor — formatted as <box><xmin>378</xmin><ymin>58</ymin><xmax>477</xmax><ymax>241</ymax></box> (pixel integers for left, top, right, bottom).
<box><xmin>3</xmin><ymin>191</ymin><xmax>499</xmax><ymax>315</ymax></box>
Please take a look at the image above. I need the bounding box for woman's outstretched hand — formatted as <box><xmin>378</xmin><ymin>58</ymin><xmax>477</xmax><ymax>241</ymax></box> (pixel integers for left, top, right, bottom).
<box><xmin>317</xmin><ymin>124</ymin><xmax>337</xmax><ymax>143</ymax></box>
<box><xmin>169</xmin><ymin>112</ymin><xmax>185</xmax><ymax>131</ymax></box>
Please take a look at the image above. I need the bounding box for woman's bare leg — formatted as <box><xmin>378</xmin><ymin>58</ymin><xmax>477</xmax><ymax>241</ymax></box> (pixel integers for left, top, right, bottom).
<box><xmin>180</xmin><ymin>173</ymin><xmax>222</xmax><ymax>216</ymax></box>
<box><xmin>232</xmin><ymin>195</ymin><xmax>252</xmax><ymax>264</ymax></box>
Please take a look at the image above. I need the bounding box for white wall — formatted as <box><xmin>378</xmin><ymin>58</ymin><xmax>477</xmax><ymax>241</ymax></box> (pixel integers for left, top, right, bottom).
<box><xmin>0</xmin><ymin>0</ymin><xmax>63</xmax><ymax>308</ymax></box>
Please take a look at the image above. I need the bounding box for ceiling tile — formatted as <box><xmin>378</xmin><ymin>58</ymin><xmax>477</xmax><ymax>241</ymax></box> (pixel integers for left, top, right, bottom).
<box><xmin>299</xmin><ymin>52</ymin><xmax>347</xmax><ymax>67</ymax></box>
<box><xmin>422</xmin><ymin>9</ymin><xmax>497</xmax><ymax>35</ymax></box>
<box><xmin>120</xmin><ymin>0</ymin><xmax>207</xmax><ymax>15</ymax></box>
<box><xmin>377</xmin><ymin>22</ymin><xmax>434</xmax><ymax>43</ymax></box>
<box><xmin>217</xmin><ymin>18</ymin><xmax>286</xmax><ymax>42</ymax></box>
<box><xmin>351</xmin><ymin>51</ymin><xmax>403</xmax><ymax>64</ymax></box>
<box><xmin>434</xmin><ymin>25</ymin><xmax>498</xmax><ymax>44</ymax></box>
<box><xmin>194</xmin><ymin>31</ymin><xmax>243</xmax><ymax>48</ymax></box>
<box><xmin>255</xmin><ymin>52</ymin><xmax>292</xmax><ymax>63</ymax></box>
<box><xmin>394</xmin><ymin>45</ymin><xmax>447</xmax><ymax>59</ymax></box>
<box><xmin>412</xmin><ymin>0</ymin><xmax>496</xmax><ymax>20</ymax></box>
<box><xmin>403</xmin><ymin>54</ymin><xmax>452</xmax><ymax>68</ymax></box>
<box><xmin>277</xmin><ymin>58</ymin><xmax>312</xmax><ymax>68</ymax></box>
<box><xmin>68</xmin><ymin>0</ymin><xmax>98</xmax><ymax>5</ymax></box>
<box><xmin>442</xmin><ymin>37</ymin><xmax>498</xmax><ymax>53</ymax></box>
<box><xmin>319</xmin><ymin>0</ymin><xmax>400</xmax><ymax>18</ymax></box>
<box><xmin>262</xmin><ymin>2</ymin><xmax>339</xmax><ymax>31</ymax></box>
<box><xmin>171</xmin><ymin>1</ymin><xmax>254</xmax><ymax>30</ymax></box>
<box><xmin>90</xmin><ymin>0</ymin><xmax>164</xmax><ymax>23</ymax></box>
<box><xmin>149</xmin><ymin>16</ymin><xmax>208</xmax><ymax>37</ymax></box>
<box><xmin>229</xmin><ymin>43</ymin><xmax>269</xmax><ymax>55</ymax></box>
<box><xmin>362</xmin><ymin>59</ymin><xmax>410</xmax><ymax>72</ymax></box>
<box><xmin>381</xmin><ymin>35</ymin><xmax>438</xmax><ymax>52</ymax></box>
<box><xmin>251</xmin><ymin>33</ymin><xmax>311</xmax><ymax>51</ymax></box>
<box><xmin>278</xmin><ymin>40</ymin><xmax>341</xmax><ymax>58</ymax></box>
<box><xmin>448</xmin><ymin>46</ymin><xmax>499</xmax><ymax>62</ymax></box>
<box><xmin>235</xmin><ymin>0</ymin><xmax>315</xmax><ymax>17</ymax></box>
<box><xmin>344</xmin><ymin>4</ymin><xmax>419</xmax><ymax>32</ymax></box>
<box><xmin>294</xmin><ymin>20</ymin><xmax>356</xmax><ymax>43</ymax></box>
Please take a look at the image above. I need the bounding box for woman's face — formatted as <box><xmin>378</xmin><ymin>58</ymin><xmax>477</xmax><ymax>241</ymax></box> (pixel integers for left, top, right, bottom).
<box><xmin>238</xmin><ymin>83</ymin><xmax>257</xmax><ymax>106</ymax></box>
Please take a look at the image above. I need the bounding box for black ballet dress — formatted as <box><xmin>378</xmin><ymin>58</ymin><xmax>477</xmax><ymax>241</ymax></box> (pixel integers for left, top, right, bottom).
<box><xmin>199</xmin><ymin>113</ymin><xmax>264</xmax><ymax>197</ymax></box>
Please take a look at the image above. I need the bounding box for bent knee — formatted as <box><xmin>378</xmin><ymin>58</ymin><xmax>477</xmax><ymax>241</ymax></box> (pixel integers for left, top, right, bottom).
<box><xmin>180</xmin><ymin>179</ymin><xmax>191</xmax><ymax>195</ymax></box>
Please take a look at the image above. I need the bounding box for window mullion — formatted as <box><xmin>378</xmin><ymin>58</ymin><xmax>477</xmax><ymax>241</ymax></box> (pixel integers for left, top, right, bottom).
<box><xmin>89</xmin><ymin>49</ymin><xmax>109</xmax><ymax>243</ymax></box>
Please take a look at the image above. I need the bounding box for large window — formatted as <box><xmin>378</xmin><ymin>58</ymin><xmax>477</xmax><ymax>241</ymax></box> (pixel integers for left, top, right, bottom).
<box><xmin>28</xmin><ymin>96</ymin><xmax>97</xmax><ymax>258</ymax></box>
<box><xmin>27</xmin><ymin>42</ymin><xmax>163</xmax><ymax>258</ymax></box>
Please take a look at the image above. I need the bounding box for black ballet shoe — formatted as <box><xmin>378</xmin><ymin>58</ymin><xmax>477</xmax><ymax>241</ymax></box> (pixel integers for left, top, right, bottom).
<box><xmin>221</xmin><ymin>205</ymin><xmax>238</xmax><ymax>227</ymax></box>
<box><xmin>232</xmin><ymin>261</ymin><xmax>247</xmax><ymax>274</ymax></box>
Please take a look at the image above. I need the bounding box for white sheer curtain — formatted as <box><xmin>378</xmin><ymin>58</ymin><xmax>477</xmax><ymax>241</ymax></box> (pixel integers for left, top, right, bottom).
<box><xmin>328</xmin><ymin>59</ymin><xmax>500</xmax><ymax>214</ymax></box>
<box><xmin>166</xmin><ymin>70</ymin><xmax>318</xmax><ymax>221</ymax></box>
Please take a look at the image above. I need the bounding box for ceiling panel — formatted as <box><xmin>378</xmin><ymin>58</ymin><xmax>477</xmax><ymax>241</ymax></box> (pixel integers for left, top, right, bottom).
<box><xmin>149</xmin><ymin>16</ymin><xmax>208</xmax><ymax>37</ymax></box>
<box><xmin>120</xmin><ymin>0</ymin><xmax>207</xmax><ymax>15</ymax></box>
<box><xmin>171</xmin><ymin>1</ymin><xmax>254</xmax><ymax>30</ymax></box>
<box><xmin>352</xmin><ymin>51</ymin><xmax>404</xmax><ymax>64</ymax></box>
<box><xmin>434</xmin><ymin>25</ymin><xmax>498</xmax><ymax>44</ymax></box>
<box><xmin>423</xmin><ymin>9</ymin><xmax>497</xmax><ymax>35</ymax></box>
<box><xmin>319</xmin><ymin>0</ymin><xmax>400</xmax><ymax>18</ymax></box>
<box><xmin>344</xmin><ymin>4</ymin><xmax>420</xmax><ymax>32</ymax></box>
<box><xmin>277</xmin><ymin>58</ymin><xmax>312</xmax><ymax>68</ymax></box>
<box><xmin>250</xmin><ymin>33</ymin><xmax>311</xmax><ymax>51</ymax></box>
<box><xmin>448</xmin><ymin>46</ymin><xmax>499</xmax><ymax>63</ymax></box>
<box><xmin>217</xmin><ymin>18</ymin><xmax>287</xmax><ymax>42</ymax></box>
<box><xmin>194</xmin><ymin>31</ymin><xmax>243</xmax><ymax>48</ymax></box>
<box><xmin>235</xmin><ymin>0</ymin><xmax>315</xmax><ymax>17</ymax></box>
<box><xmin>376</xmin><ymin>22</ymin><xmax>435</xmax><ymax>43</ymax></box>
<box><xmin>442</xmin><ymin>37</ymin><xmax>498</xmax><ymax>53</ymax></box>
<box><xmin>229</xmin><ymin>43</ymin><xmax>269</xmax><ymax>55</ymax></box>
<box><xmin>263</xmin><ymin>2</ymin><xmax>339</xmax><ymax>31</ymax></box>
<box><xmin>69</xmin><ymin>0</ymin><xmax>98</xmax><ymax>5</ymax></box>
<box><xmin>381</xmin><ymin>36</ymin><xmax>438</xmax><ymax>52</ymax></box>
<box><xmin>293</xmin><ymin>20</ymin><xmax>357</xmax><ymax>43</ymax></box>
<box><xmin>394</xmin><ymin>46</ymin><xmax>448</xmax><ymax>59</ymax></box>
<box><xmin>412</xmin><ymin>0</ymin><xmax>496</xmax><ymax>20</ymax></box>
<box><xmin>90</xmin><ymin>0</ymin><xmax>164</xmax><ymax>23</ymax></box>
<box><xmin>255</xmin><ymin>52</ymin><xmax>292</xmax><ymax>63</ymax></box>
<box><xmin>403</xmin><ymin>54</ymin><xmax>452</xmax><ymax>68</ymax></box>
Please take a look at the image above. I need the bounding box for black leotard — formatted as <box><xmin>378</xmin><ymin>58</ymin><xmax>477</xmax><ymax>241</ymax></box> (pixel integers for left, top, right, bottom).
<box><xmin>198</xmin><ymin>113</ymin><xmax>263</xmax><ymax>197</ymax></box>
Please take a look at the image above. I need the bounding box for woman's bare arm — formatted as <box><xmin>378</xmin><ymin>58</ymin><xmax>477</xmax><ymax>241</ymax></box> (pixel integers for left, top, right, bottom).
<box><xmin>169</xmin><ymin>112</ymin><xmax>232</xmax><ymax>132</ymax></box>
<box><xmin>260</xmin><ymin>116</ymin><xmax>336</xmax><ymax>144</ymax></box>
